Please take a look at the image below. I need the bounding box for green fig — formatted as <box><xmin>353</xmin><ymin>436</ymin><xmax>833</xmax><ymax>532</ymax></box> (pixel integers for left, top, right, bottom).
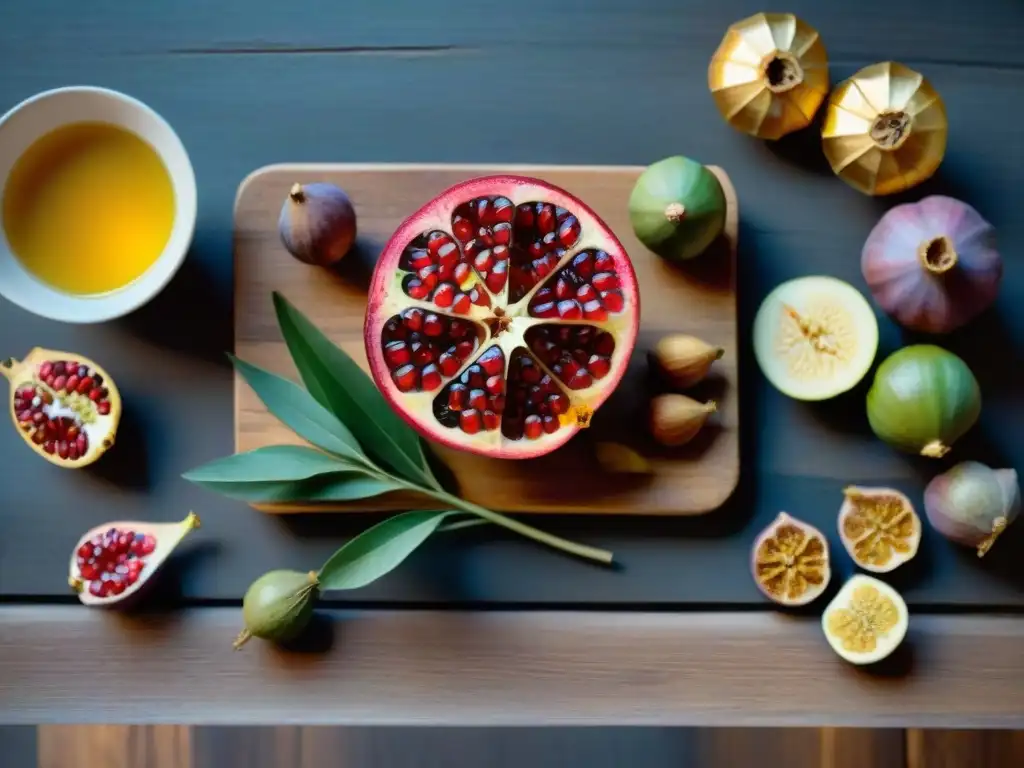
<box><xmin>234</xmin><ymin>569</ymin><xmax>321</xmax><ymax>650</ymax></box>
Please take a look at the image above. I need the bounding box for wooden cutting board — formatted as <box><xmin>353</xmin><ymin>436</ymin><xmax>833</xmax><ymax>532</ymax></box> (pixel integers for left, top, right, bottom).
<box><xmin>234</xmin><ymin>163</ymin><xmax>739</xmax><ymax>515</ymax></box>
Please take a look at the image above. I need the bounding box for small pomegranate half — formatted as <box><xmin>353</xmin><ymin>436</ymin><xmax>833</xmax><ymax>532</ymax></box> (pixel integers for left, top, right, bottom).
<box><xmin>365</xmin><ymin>175</ymin><xmax>640</xmax><ymax>459</ymax></box>
<box><xmin>2</xmin><ymin>347</ymin><xmax>121</xmax><ymax>468</ymax></box>
<box><xmin>68</xmin><ymin>512</ymin><xmax>200</xmax><ymax>606</ymax></box>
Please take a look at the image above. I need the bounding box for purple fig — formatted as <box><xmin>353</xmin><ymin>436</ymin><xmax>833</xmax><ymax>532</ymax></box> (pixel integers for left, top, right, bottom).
<box><xmin>278</xmin><ymin>182</ymin><xmax>357</xmax><ymax>266</ymax></box>
<box><xmin>924</xmin><ymin>461</ymin><xmax>1019</xmax><ymax>557</ymax></box>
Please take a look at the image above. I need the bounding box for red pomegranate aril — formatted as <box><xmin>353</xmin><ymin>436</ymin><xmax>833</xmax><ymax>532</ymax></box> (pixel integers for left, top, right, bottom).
<box><xmin>418</xmin><ymin>265</ymin><xmax>440</xmax><ymax>292</ymax></box>
<box><xmin>426</xmin><ymin>232</ymin><xmax>451</xmax><ymax>256</ymax></box>
<box><xmin>594</xmin><ymin>251</ymin><xmax>615</xmax><ymax>272</ymax></box>
<box><xmin>65</xmin><ymin>374</ymin><xmax>80</xmax><ymax>392</ymax></box>
<box><xmin>460</xmin><ymin>409</ymin><xmax>482</xmax><ymax>434</ymax></box>
<box><xmin>602</xmin><ymin>291</ymin><xmax>624</xmax><ymax>313</ymax></box>
<box><xmin>524</xmin><ymin>415</ymin><xmax>543</xmax><ymax>439</ymax></box>
<box><xmin>42</xmin><ymin>440</ymin><xmax>55</xmax><ymax>453</ymax></box>
<box><xmin>80</xmin><ymin>562</ymin><xmax>100</xmax><ymax>580</ymax></box>
<box><xmin>452</xmin><ymin>216</ymin><xmax>473</xmax><ymax>241</ymax></box>
<box><xmin>592</xmin><ymin>272</ymin><xmax>618</xmax><ymax>292</ymax></box>
<box><xmin>492</xmin><ymin>222</ymin><xmax>512</xmax><ymax>246</ymax></box>
<box><xmin>542</xmin><ymin>415</ymin><xmax>560</xmax><ymax>434</ymax></box>
<box><xmin>485</xmin><ymin>267</ymin><xmax>506</xmax><ymax>293</ymax></box>
<box><xmin>557</xmin><ymin>299</ymin><xmax>582</xmax><ymax>320</ymax></box>
<box><xmin>57</xmin><ymin>441</ymin><xmax>69</xmax><ymax>459</ymax></box>
<box><xmin>68</xmin><ymin>442</ymin><xmax>80</xmax><ymax>460</ymax></box>
<box><xmin>548</xmin><ymin>392</ymin><xmax>569</xmax><ymax>415</ymax></box>
<box><xmin>52</xmin><ymin>375</ymin><xmax>67</xmax><ymax>391</ymax></box>
<box><xmin>582</xmin><ymin>301</ymin><xmax>607</xmax><ymax>321</ymax></box>
<box><xmin>558</xmin><ymin>216</ymin><xmax>581</xmax><ymax>247</ymax></box>
<box><xmin>410</xmin><ymin>342</ymin><xmax>434</xmax><ymax>366</ymax></box>
<box><xmin>453</xmin><ymin>262</ymin><xmax>472</xmax><ymax>285</ymax></box>
<box><xmin>567</xmin><ymin>370</ymin><xmax>593</xmax><ymax>390</ymax></box>
<box><xmin>478</xmin><ymin>347</ymin><xmax>504</xmax><ymax>376</ymax></box>
<box><xmin>588</xmin><ymin>355</ymin><xmax>611</xmax><ymax>379</ymax></box>
<box><xmin>485</xmin><ymin>375</ymin><xmax>504</xmax><ymax>395</ymax></box>
<box><xmin>392</xmin><ymin>364</ymin><xmax>420</xmax><ymax>392</ymax></box>
<box><xmin>423</xmin><ymin>313</ymin><xmax>444</xmax><ymax>337</ymax></box>
<box><xmin>468</xmin><ymin>388</ymin><xmax>488</xmax><ymax>411</ymax></box>
<box><xmin>52</xmin><ymin>362</ymin><xmax>65</xmax><ymax>376</ymax></box>
<box><xmin>532</xmin><ymin>302</ymin><xmax>557</xmax><ymax>318</ymax></box>
<box><xmin>452</xmin><ymin>293</ymin><xmax>471</xmax><ymax>314</ymax></box>
<box><xmin>421</xmin><ymin>364</ymin><xmax>442</xmax><ymax>391</ymax></box>
<box><xmin>407</xmin><ymin>248</ymin><xmax>432</xmax><ymax>271</ymax></box>
<box><xmin>490</xmin><ymin>394</ymin><xmax>506</xmax><ymax>413</ymax></box>
<box><xmin>576</xmin><ymin>284</ymin><xmax>597</xmax><ymax>303</ymax></box>
<box><xmin>455</xmin><ymin>340</ymin><xmax>476</xmax><ymax>358</ymax></box>
<box><xmin>474</xmin><ymin>251</ymin><xmax>494</xmax><ymax>272</ymax></box>
<box><xmin>469</xmin><ymin>288</ymin><xmax>489</xmax><ymax>306</ymax></box>
<box><xmin>432</xmin><ymin>284</ymin><xmax>455</xmax><ymax>308</ymax></box>
<box><xmin>536</xmin><ymin>205</ymin><xmax>555</xmax><ymax>234</ymax></box>
<box><xmin>439</xmin><ymin>352</ymin><xmax>461</xmax><ymax>377</ymax></box>
<box><xmin>403</xmin><ymin>308</ymin><xmax>424</xmax><ymax>332</ymax></box>
<box><xmin>39</xmin><ymin>361</ymin><xmax>53</xmax><ymax>378</ymax></box>
<box><xmin>595</xmin><ymin>332</ymin><xmax>616</xmax><ymax>356</ymax></box>
<box><xmin>405</xmin><ymin>278</ymin><xmax>429</xmax><ymax>300</ymax></box>
<box><xmin>555</xmin><ymin>278</ymin><xmax>572</xmax><ymax>300</ymax></box>
<box><xmin>384</xmin><ymin>341</ymin><xmax>411</xmax><ymax>368</ymax></box>
<box><xmin>483</xmin><ymin>410</ymin><xmax>501</xmax><ymax>431</ymax></box>
<box><xmin>448</xmin><ymin>383</ymin><xmax>468</xmax><ymax>411</ymax></box>
<box><xmin>77</xmin><ymin>542</ymin><xmax>92</xmax><ymax>559</ymax></box>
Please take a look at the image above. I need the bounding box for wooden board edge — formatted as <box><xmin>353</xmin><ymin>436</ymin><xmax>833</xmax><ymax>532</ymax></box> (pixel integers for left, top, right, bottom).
<box><xmin>233</xmin><ymin>162</ymin><xmax>740</xmax><ymax>516</ymax></box>
<box><xmin>3</xmin><ymin>606</ymin><xmax>1022</xmax><ymax>727</ymax></box>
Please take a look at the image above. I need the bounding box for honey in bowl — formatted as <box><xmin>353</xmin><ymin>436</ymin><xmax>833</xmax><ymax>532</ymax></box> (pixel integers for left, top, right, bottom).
<box><xmin>2</xmin><ymin>121</ymin><xmax>175</xmax><ymax>296</ymax></box>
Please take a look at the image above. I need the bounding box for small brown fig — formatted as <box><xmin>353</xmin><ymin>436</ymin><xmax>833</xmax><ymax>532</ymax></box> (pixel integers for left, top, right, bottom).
<box><xmin>650</xmin><ymin>394</ymin><xmax>716</xmax><ymax>447</ymax></box>
<box><xmin>278</xmin><ymin>182</ymin><xmax>357</xmax><ymax>266</ymax></box>
<box><xmin>654</xmin><ymin>334</ymin><xmax>724</xmax><ymax>388</ymax></box>
<box><xmin>595</xmin><ymin>442</ymin><xmax>653</xmax><ymax>474</ymax></box>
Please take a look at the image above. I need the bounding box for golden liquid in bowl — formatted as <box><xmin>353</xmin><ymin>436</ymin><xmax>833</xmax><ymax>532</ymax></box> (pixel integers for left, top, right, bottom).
<box><xmin>2</xmin><ymin>121</ymin><xmax>175</xmax><ymax>295</ymax></box>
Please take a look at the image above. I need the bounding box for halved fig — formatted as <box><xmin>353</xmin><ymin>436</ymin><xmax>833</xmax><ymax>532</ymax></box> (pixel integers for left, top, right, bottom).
<box><xmin>750</xmin><ymin>511</ymin><xmax>831</xmax><ymax>606</ymax></box>
<box><xmin>838</xmin><ymin>486</ymin><xmax>921</xmax><ymax>573</ymax></box>
<box><xmin>823</xmin><ymin>574</ymin><xmax>909</xmax><ymax>665</ymax></box>
<box><xmin>2</xmin><ymin>348</ymin><xmax>120</xmax><ymax>468</ymax></box>
<box><xmin>364</xmin><ymin>175</ymin><xmax>640</xmax><ymax>459</ymax></box>
<box><xmin>753</xmin><ymin>276</ymin><xmax>878</xmax><ymax>401</ymax></box>
<box><xmin>68</xmin><ymin>512</ymin><xmax>200</xmax><ymax>606</ymax></box>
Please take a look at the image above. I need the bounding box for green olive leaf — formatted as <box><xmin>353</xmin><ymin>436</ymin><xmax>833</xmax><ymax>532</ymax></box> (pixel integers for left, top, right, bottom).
<box><xmin>187</xmin><ymin>472</ymin><xmax>404</xmax><ymax>503</ymax></box>
<box><xmin>318</xmin><ymin>510</ymin><xmax>451</xmax><ymax>591</ymax></box>
<box><xmin>182</xmin><ymin>445</ymin><xmax>354</xmax><ymax>484</ymax></box>
<box><xmin>272</xmin><ymin>292</ymin><xmax>438</xmax><ymax>488</ymax></box>
<box><xmin>230</xmin><ymin>354</ymin><xmax>367</xmax><ymax>464</ymax></box>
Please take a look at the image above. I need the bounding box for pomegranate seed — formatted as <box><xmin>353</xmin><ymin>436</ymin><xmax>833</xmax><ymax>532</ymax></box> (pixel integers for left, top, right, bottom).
<box><xmin>601</xmin><ymin>291</ymin><xmax>625</xmax><ymax>313</ymax></box>
<box><xmin>419</xmin><ymin>265</ymin><xmax>440</xmax><ymax>291</ymax></box>
<box><xmin>432</xmin><ymin>283</ymin><xmax>455</xmax><ymax>308</ymax></box>
<box><xmin>474</xmin><ymin>250</ymin><xmax>494</xmax><ymax>273</ymax></box>
<box><xmin>541</xmin><ymin>231</ymin><xmax>559</xmax><ymax>252</ymax></box>
<box><xmin>52</xmin><ymin>362</ymin><xmax>65</xmax><ymax>376</ymax></box>
<box><xmin>77</xmin><ymin>542</ymin><xmax>92</xmax><ymax>559</ymax></box>
<box><xmin>594</xmin><ymin>251</ymin><xmax>614</xmax><ymax>272</ymax></box>
<box><xmin>547</xmin><ymin>392</ymin><xmax>570</xmax><ymax>415</ymax></box>
<box><xmin>452</xmin><ymin>215</ymin><xmax>473</xmax><ymax>241</ymax></box>
<box><xmin>407</xmin><ymin>248</ymin><xmax>432</xmax><ymax>271</ymax></box>
<box><xmin>485</xmin><ymin>375</ymin><xmax>504</xmax><ymax>395</ymax></box>
<box><xmin>17</xmin><ymin>410</ymin><xmax>31</xmax><ymax>423</ymax></box>
<box><xmin>531</xmin><ymin>302</ymin><xmax>557</xmax><ymax>318</ymax></box>
<box><xmin>392</xmin><ymin>364</ymin><xmax>419</xmax><ymax>392</ymax></box>
<box><xmin>80</xmin><ymin>563</ymin><xmax>100</xmax><ymax>580</ymax></box>
<box><xmin>402</xmin><ymin>308</ymin><xmax>424</xmax><ymax>331</ymax></box>
<box><xmin>88</xmin><ymin>580</ymin><xmax>104</xmax><ymax>597</ymax></box>
<box><xmin>426</xmin><ymin>232</ymin><xmax>451</xmax><ymax>256</ymax></box>
<box><xmin>591</xmin><ymin>272</ymin><xmax>618</xmax><ymax>292</ymax></box>
<box><xmin>420</xmin><ymin>364</ymin><xmax>442</xmax><ymax>391</ymax></box>
<box><xmin>485</xmin><ymin>270</ymin><xmax>506</xmax><ymax>293</ymax></box>
<box><xmin>469</xmin><ymin>288</ymin><xmax>489</xmax><ymax>306</ymax></box>
<box><xmin>568</xmin><ymin>370</ymin><xmax>593</xmax><ymax>389</ymax></box>
<box><xmin>455</xmin><ymin>340</ymin><xmax>476</xmax><ymax>359</ymax></box>
<box><xmin>460</xmin><ymin>409</ymin><xmax>482</xmax><ymax>434</ymax></box>
<box><xmin>582</xmin><ymin>300</ymin><xmax>608</xmax><ymax>321</ymax></box>
<box><xmin>515</xmin><ymin>203</ymin><xmax>535</xmax><ymax>229</ymax></box>
<box><xmin>474</xmin><ymin>198</ymin><xmax>494</xmax><ymax>226</ymax></box>
<box><xmin>452</xmin><ymin>293</ymin><xmax>471</xmax><ymax>314</ymax></box>
<box><xmin>464</xmin><ymin>365</ymin><xmax>486</xmax><ymax>388</ymax></box>
<box><xmin>452</xmin><ymin>263</ymin><xmax>471</xmax><ymax>286</ymax></box>
<box><xmin>104</xmin><ymin>559</ymin><xmax>117</xmax><ymax>573</ymax></box>
<box><xmin>57</xmin><ymin>441</ymin><xmax>69</xmax><ymax>459</ymax></box>
<box><xmin>52</xmin><ymin>375</ymin><xmax>67</xmax><ymax>391</ymax></box>
<box><xmin>571</xmin><ymin>252</ymin><xmax>594</xmax><ymax>278</ymax></box>
<box><xmin>128</xmin><ymin>559</ymin><xmax>144</xmax><ymax>572</ymax></box>
<box><xmin>449</xmin><ymin>320</ymin><xmax>469</xmax><ymax>338</ymax></box>
<box><xmin>423</xmin><ymin>313</ymin><xmax>444</xmax><ymax>337</ymax></box>
<box><xmin>439</xmin><ymin>352</ymin><xmax>461</xmax><ymax>377</ymax></box>
<box><xmin>140</xmin><ymin>535</ymin><xmax>156</xmax><ymax>555</ymax></box>
<box><xmin>576</xmin><ymin>284</ymin><xmax>597</xmax><ymax>303</ymax></box>
<box><xmin>384</xmin><ymin>341</ymin><xmax>411</xmax><ymax>368</ymax></box>
<box><xmin>534</xmin><ymin>253</ymin><xmax>558</xmax><ymax>279</ymax></box>
<box><xmin>520</xmin><ymin>361</ymin><xmax>541</xmax><ymax>385</ymax></box>
<box><xmin>558</xmin><ymin>300</ymin><xmax>583</xmax><ymax>320</ymax></box>
<box><xmin>490</xmin><ymin>394</ymin><xmax>506</xmax><ymax>413</ymax></box>
<box><xmin>536</xmin><ymin>205</ymin><xmax>555</xmax><ymax>234</ymax></box>
<box><xmin>594</xmin><ymin>332</ymin><xmax>615</xmax><ymax>356</ymax></box>
<box><xmin>39</xmin><ymin>362</ymin><xmax>53</xmax><ymax>378</ymax></box>
<box><xmin>468</xmin><ymin>388</ymin><xmax>487</xmax><ymax>411</ymax></box>
<box><xmin>405</xmin><ymin>278</ymin><xmax>429</xmax><ymax>300</ymax></box>
<box><xmin>448</xmin><ymin>383</ymin><xmax>468</xmax><ymax>411</ymax></box>
<box><xmin>76</xmin><ymin>434</ymin><xmax>88</xmax><ymax>454</ymax></box>
<box><xmin>483</xmin><ymin>410</ymin><xmax>501</xmax><ymax>431</ymax></box>
<box><xmin>524</xmin><ymin>415</ymin><xmax>543</xmax><ymax>440</ymax></box>
<box><xmin>437</xmin><ymin>242</ymin><xmax>460</xmax><ymax>271</ymax></box>
<box><xmin>109</xmin><ymin>579</ymin><xmax>126</xmax><ymax>595</ymax></box>
<box><xmin>117</xmin><ymin>532</ymin><xmax>133</xmax><ymax>551</ymax></box>
<box><xmin>542</xmin><ymin>415</ymin><xmax>560</xmax><ymax>434</ymax></box>
<box><xmin>558</xmin><ymin>216</ymin><xmax>580</xmax><ymax>248</ymax></box>
<box><xmin>492</xmin><ymin>221</ymin><xmax>512</xmax><ymax>246</ymax></box>
<box><xmin>66</xmin><ymin>374</ymin><xmax>80</xmax><ymax>392</ymax></box>
<box><xmin>68</xmin><ymin>442</ymin><xmax>80</xmax><ymax>460</ymax></box>
<box><xmin>478</xmin><ymin>347</ymin><xmax>504</xmax><ymax>376</ymax></box>
<box><xmin>411</xmin><ymin>342</ymin><xmax>435</xmax><ymax>366</ymax></box>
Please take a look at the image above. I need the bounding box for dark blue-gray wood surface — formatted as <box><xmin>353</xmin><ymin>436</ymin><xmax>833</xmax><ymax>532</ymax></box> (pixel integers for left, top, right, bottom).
<box><xmin>2</xmin><ymin>0</ymin><xmax>1024</xmax><ymax>607</ymax></box>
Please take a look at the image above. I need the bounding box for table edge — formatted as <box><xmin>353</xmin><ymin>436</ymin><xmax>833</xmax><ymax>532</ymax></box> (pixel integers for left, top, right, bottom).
<box><xmin>3</xmin><ymin>606</ymin><xmax>1022</xmax><ymax>727</ymax></box>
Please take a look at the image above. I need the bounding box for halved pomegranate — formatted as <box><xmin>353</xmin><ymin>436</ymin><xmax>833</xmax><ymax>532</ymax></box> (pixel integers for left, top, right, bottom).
<box><xmin>68</xmin><ymin>512</ymin><xmax>200</xmax><ymax>606</ymax></box>
<box><xmin>2</xmin><ymin>347</ymin><xmax>120</xmax><ymax>468</ymax></box>
<box><xmin>365</xmin><ymin>175</ymin><xmax>640</xmax><ymax>458</ymax></box>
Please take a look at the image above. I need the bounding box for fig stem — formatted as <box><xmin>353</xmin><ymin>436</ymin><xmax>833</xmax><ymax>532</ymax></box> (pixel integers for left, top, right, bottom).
<box><xmin>289</xmin><ymin>183</ymin><xmax>306</xmax><ymax>203</ymax></box>
<box><xmin>977</xmin><ymin>516</ymin><xmax>1008</xmax><ymax>558</ymax></box>
<box><xmin>664</xmin><ymin>202</ymin><xmax>686</xmax><ymax>222</ymax></box>
<box><xmin>233</xmin><ymin>628</ymin><xmax>253</xmax><ymax>650</ymax></box>
<box><xmin>920</xmin><ymin>440</ymin><xmax>950</xmax><ymax>458</ymax></box>
<box><xmin>919</xmin><ymin>235</ymin><xmax>958</xmax><ymax>275</ymax></box>
<box><xmin>419</xmin><ymin>486</ymin><xmax>614</xmax><ymax>564</ymax></box>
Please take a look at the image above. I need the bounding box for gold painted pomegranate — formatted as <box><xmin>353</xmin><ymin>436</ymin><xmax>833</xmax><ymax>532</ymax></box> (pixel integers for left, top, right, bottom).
<box><xmin>709</xmin><ymin>13</ymin><xmax>829</xmax><ymax>140</ymax></box>
<box><xmin>822</xmin><ymin>62</ymin><xmax>948</xmax><ymax>196</ymax></box>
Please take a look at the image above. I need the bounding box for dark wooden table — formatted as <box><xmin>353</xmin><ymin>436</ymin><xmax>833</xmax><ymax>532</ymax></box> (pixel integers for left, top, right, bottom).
<box><xmin>2</xmin><ymin>0</ymin><xmax>1024</xmax><ymax>725</ymax></box>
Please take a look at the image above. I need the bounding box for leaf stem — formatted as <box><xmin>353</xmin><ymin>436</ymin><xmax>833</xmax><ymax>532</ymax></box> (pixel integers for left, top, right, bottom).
<box><xmin>422</xmin><ymin>487</ymin><xmax>614</xmax><ymax>565</ymax></box>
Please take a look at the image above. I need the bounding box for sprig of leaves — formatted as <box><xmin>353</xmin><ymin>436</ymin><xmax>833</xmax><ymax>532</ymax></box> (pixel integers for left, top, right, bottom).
<box><xmin>183</xmin><ymin>293</ymin><xmax>613</xmax><ymax>600</ymax></box>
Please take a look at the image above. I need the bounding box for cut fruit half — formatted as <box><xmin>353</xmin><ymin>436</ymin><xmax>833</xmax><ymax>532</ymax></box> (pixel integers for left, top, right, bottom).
<box><xmin>750</xmin><ymin>511</ymin><xmax>831</xmax><ymax>606</ymax></box>
<box><xmin>838</xmin><ymin>486</ymin><xmax>921</xmax><ymax>573</ymax></box>
<box><xmin>822</xmin><ymin>574</ymin><xmax>908</xmax><ymax>665</ymax></box>
<box><xmin>753</xmin><ymin>276</ymin><xmax>878</xmax><ymax>401</ymax></box>
<box><xmin>365</xmin><ymin>175</ymin><xmax>640</xmax><ymax>459</ymax></box>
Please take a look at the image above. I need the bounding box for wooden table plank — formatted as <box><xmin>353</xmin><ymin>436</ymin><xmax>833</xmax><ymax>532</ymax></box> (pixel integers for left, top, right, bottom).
<box><xmin>3</xmin><ymin>607</ymin><xmax>1023</xmax><ymax>727</ymax></box>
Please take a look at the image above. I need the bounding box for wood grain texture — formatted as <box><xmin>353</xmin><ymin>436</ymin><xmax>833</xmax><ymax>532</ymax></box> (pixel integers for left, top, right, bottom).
<box><xmin>37</xmin><ymin>726</ymin><xmax>190</xmax><ymax>768</ymax></box>
<box><xmin>234</xmin><ymin>163</ymin><xmax>739</xmax><ymax>515</ymax></box>
<box><xmin>906</xmin><ymin>729</ymin><xmax>1024</xmax><ymax>768</ymax></box>
<box><xmin>3</xmin><ymin>607</ymin><xmax>1024</xmax><ymax>728</ymax></box>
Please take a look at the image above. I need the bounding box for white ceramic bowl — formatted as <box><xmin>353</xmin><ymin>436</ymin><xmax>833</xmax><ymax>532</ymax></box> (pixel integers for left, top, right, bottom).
<box><xmin>0</xmin><ymin>86</ymin><xmax>197</xmax><ymax>323</ymax></box>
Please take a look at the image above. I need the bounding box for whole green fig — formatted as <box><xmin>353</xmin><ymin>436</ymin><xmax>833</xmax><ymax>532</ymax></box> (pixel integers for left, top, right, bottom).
<box><xmin>233</xmin><ymin>569</ymin><xmax>321</xmax><ymax>650</ymax></box>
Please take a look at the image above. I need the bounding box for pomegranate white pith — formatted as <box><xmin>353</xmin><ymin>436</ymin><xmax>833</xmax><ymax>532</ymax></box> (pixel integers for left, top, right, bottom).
<box><xmin>69</xmin><ymin>512</ymin><xmax>200</xmax><ymax>607</ymax></box>
<box><xmin>2</xmin><ymin>348</ymin><xmax>121</xmax><ymax>468</ymax></box>
<box><xmin>365</xmin><ymin>175</ymin><xmax>640</xmax><ymax>459</ymax></box>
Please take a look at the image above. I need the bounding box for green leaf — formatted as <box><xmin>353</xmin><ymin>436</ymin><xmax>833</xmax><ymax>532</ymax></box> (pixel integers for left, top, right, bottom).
<box><xmin>187</xmin><ymin>472</ymin><xmax>404</xmax><ymax>503</ymax></box>
<box><xmin>230</xmin><ymin>355</ymin><xmax>367</xmax><ymax>464</ymax></box>
<box><xmin>272</xmin><ymin>292</ymin><xmax>437</xmax><ymax>488</ymax></box>
<box><xmin>318</xmin><ymin>510</ymin><xmax>450</xmax><ymax>591</ymax></box>
<box><xmin>182</xmin><ymin>445</ymin><xmax>353</xmax><ymax>484</ymax></box>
